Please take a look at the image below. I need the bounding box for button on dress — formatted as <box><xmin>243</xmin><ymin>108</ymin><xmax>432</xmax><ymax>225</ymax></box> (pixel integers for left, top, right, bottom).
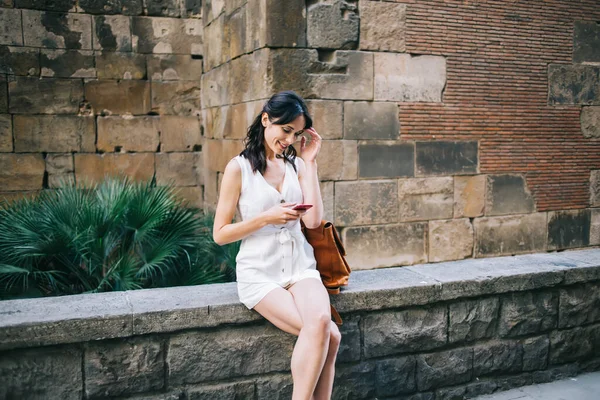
<box><xmin>233</xmin><ymin>155</ymin><xmax>321</xmax><ymax>309</ymax></box>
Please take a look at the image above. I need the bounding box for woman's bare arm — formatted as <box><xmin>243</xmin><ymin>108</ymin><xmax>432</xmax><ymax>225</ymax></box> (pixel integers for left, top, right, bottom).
<box><xmin>298</xmin><ymin>157</ymin><xmax>324</xmax><ymax>229</ymax></box>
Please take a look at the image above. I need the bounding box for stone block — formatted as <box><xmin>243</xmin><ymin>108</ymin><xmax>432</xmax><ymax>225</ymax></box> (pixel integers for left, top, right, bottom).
<box><xmin>581</xmin><ymin>106</ymin><xmax>600</xmax><ymax>138</ymax></box>
<box><xmin>14</xmin><ymin>115</ymin><xmax>95</xmax><ymax>152</ymax></box>
<box><xmin>337</xmin><ymin>318</ymin><xmax>361</xmax><ymax>363</ymax></box>
<box><xmin>187</xmin><ymin>381</ymin><xmax>254</xmax><ymax>400</ymax></box>
<box><xmin>265</xmin><ymin>0</ymin><xmax>306</xmax><ymax>47</ymax></box>
<box><xmin>316</xmin><ymin>140</ymin><xmax>357</xmax><ymax>181</ymax></box>
<box><xmin>40</xmin><ymin>49</ymin><xmax>95</xmax><ymax>78</ymax></box>
<box><xmin>306</xmin><ymin>100</ymin><xmax>342</xmax><ymax>140</ymax></box>
<box><xmin>184</xmin><ymin>0</ymin><xmax>202</xmax><ymax>18</ymax></box>
<box><xmin>152</xmin><ymin>81</ymin><xmax>201</xmax><ymax>116</ymax></box>
<box><xmin>0</xmin><ymin>347</ymin><xmax>82</xmax><ymax>400</ymax></box>
<box><xmin>416</xmin><ymin>141</ymin><xmax>478</xmax><ymax>176</ymax></box>
<box><xmin>220</xmin><ymin>100</ymin><xmax>263</xmax><ymax>139</ymax></box>
<box><xmin>23</xmin><ymin>10</ymin><xmax>92</xmax><ymax>49</ymax></box>
<box><xmin>147</xmin><ymin>54</ymin><xmax>203</xmax><ymax>80</ymax></box>
<box><xmin>78</xmin><ymin>0</ymin><xmax>143</xmax><ymax>15</ymax></box>
<box><xmin>436</xmin><ymin>382</ymin><xmax>497</xmax><ymax>400</ymax></box>
<box><xmin>574</xmin><ymin>21</ymin><xmax>600</xmax><ymax>64</ymax></box>
<box><xmin>255</xmin><ymin>374</ymin><xmax>293</xmax><ymax>400</ymax></box>
<box><xmin>85</xmin><ymin>80</ymin><xmax>151</xmax><ymax>115</ymax></box>
<box><xmin>549</xmin><ymin>325</ymin><xmax>597</xmax><ymax>364</ymax></box>
<box><xmin>201</xmin><ymin>62</ymin><xmax>229</xmax><ymax>108</ymax></box>
<box><xmin>74</xmin><ymin>153</ymin><xmax>155</xmax><ymax>185</ymax></box>
<box><xmin>591</xmin><ymin>208</ymin><xmax>600</xmax><ymax>246</ymax></box>
<box><xmin>97</xmin><ymin>116</ymin><xmax>159</xmax><ymax>152</ymax></box>
<box><xmin>92</xmin><ymin>15</ymin><xmax>132</xmax><ymax>51</ymax></box>
<box><xmin>0</xmin><ymin>75</ymin><xmax>6</xmax><ymax>112</ymax></box>
<box><xmin>398</xmin><ymin>177</ymin><xmax>453</xmax><ymax>222</ymax></box>
<box><xmin>335</xmin><ymin>180</ymin><xmax>399</xmax><ymax>225</ymax></box>
<box><xmin>454</xmin><ymin>175</ymin><xmax>485</xmax><ymax>218</ymax></box>
<box><xmin>0</xmin><ymin>8</ymin><xmax>23</xmax><ymax>46</ymax></box>
<box><xmin>174</xmin><ymin>186</ymin><xmax>203</xmax><ymax>209</ymax></box>
<box><xmin>416</xmin><ymin>347</ymin><xmax>473</xmax><ymax>391</ymax></box>
<box><xmin>202</xmin><ymin>0</ymin><xmax>225</xmax><ymax>25</ymax></box>
<box><xmin>85</xmin><ymin>337</ymin><xmax>164</xmax><ymax>398</ymax></box>
<box><xmin>522</xmin><ymin>335</ymin><xmax>549</xmax><ymax>371</ymax></box>
<box><xmin>449</xmin><ymin>297</ymin><xmax>499</xmax><ymax>344</ymax></box>
<box><xmin>331</xmin><ymin>362</ymin><xmax>377</xmax><ymax>400</ymax></box>
<box><xmin>499</xmin><ymin>291</ymin><xmax>558</xmax><ymax>337</ymax></box>
<box><xmin>227</xmin><ymin>5</ymin><xmax>246</xmax><ymax>60</ymax></box>
<box><xmin>0</xmin><ymin>46</ymin><xmax>39</xmax><ymax>76</ymax></box>
<box><xmin>228</xmin><ymin>49</ymin><xmax>270</xmax><ymax>104</ymax></box>
<box><xmin>204</xmin><ymin>139</ymin><xmax>244</xmax><ymax>172</ymax></box>
<box><xmin>375</xmin><ymin>53</ymin><xmax>446</xmax><ymax>102</ymax></box>
<box><xmin>46</xmin><ymin>154</ymin><xmax>73</xmax><ymax>175</ymax></box>
<box><xmin>307</xmin><ymin>0</ymin><xmax>358</xmax><ymax>49</ymax></box>
<box><xmin>159</xmin><ymin>115</ymin><xmax>202</xmax><ymax>152</ymax></box>
<box><xmin>344</xmin><ymin>101</ymin><xmax>400</xmax><ymax>140</ymax></box>
<box><xmin>473</xmin><ymin>340</ymin><xmax>523</xmax><ymax>376</ymax></box>
<box><xmin>359</xmin><ymin>142</ymin><xmax>413</xmax><ymax>178</ymax></box>
<box><xmin>429</xmin><ymin>219</ymin><xmax>473</xmax><ymax>262</ymax></box>
<box><xmin>486</xmin><ymin>174</ymin><xmax>535</xmax><ymax>216</ymax></box>
<box><xmin>132</xmin><ymin>16</ymin><xmax>203</xmax><ymax>55</ymax></box>
<box><xmin>363</xmin><ymin>306</ymin><xmax>447</xmax><ymax>358</ymax></box>
<box><xmin>145</xmin><ymin>0</ymin><xmax>182</xmax><ymax>17</ymax></box>
<box><xmin>48</xmin><ymin>173</ymin><xmax>75</xmax><ymax>188</ymax></box>
<box><xmin>559</xmin><ymin>282</ymin><xmax>600</xmax><ymax>328</ymax></box>
<box><xmin>0</xmin><ymin>191</ymin><xmax>41</xmax><ymax>204</ymax></box>
<box><xmin>474</xmin><ymin>213</ymin><xmax>547</xmax><ymax>256</ymax></box>
<box><xmin>320</xmin><ymin>180</ymin><xmax>334</xmax><ymax>223</ymax></box>
<box><xmin>548</xmin><ymin>209</ymin><xmax>591</xmax><ymax>250</ymax></box>
<box><xmin>156</xmin><ymin>152</ymin><xmax>203</xmax><ymax>186</ymax></box>
<box><xmin>590</xmin><ymin>170</ymin><xmax>600</xmax><ymax>206</ymax></box>
<box><xmin>167</xmin><ymin>324</ymin><xmax>295</xmax><ymax>384</ymax></box>
<box><xmin>203</xmin><ymin>12</ymin><xmax>227</xmax><ymax>71</ymax></box>
<box><xmin>96</xmin><ymin>51</ymin><xmax>146</xmax><ymax>80</ymax></box>
<box><xmin>9</xmin><ymin>76</ymin><xmax>84</xmax><ymax>114</ymax></box>
<box><xmin>375</xmin><ymin>356</ymin><xmax>417</xmax><ymax>397</ymax></box>
<box><xmin>548</xmin><ymin>64</ymin><xmax>600</xmax><ymax>105</ymax></box>
<box><xmin>0</xmin><ymin>154</ymin><xmax>45</xmax><ymax>190</ymax></box>
<box><xmin>359</xmin><ymin>1</ymin><xmax>406</xmax><ymax>52</ymax></box>
<box><xmin>0</xmin><ymin>114</ymin><xmax>12</xmax><ymax>152</ymax></box>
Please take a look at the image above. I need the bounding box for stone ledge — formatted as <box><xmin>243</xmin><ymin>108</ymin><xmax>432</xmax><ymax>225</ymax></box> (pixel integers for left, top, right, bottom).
<box><xmin>0</xmin><ymin>248</ymin><xmax>599</xmax><ymax>351</ymax></box>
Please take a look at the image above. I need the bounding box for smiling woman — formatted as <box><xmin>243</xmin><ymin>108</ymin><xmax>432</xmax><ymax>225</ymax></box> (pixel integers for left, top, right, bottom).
<box><xmin>211</xmin><ymin>90</ymin><xmax>340</xmax><ymax>400</ymax></box>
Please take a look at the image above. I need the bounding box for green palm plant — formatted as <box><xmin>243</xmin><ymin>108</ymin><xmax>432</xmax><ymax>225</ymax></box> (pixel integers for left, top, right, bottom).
<box><xmin>0</xmin><ymin>177</ymin><xmax>238</xmax><ymax>300</ymax></box>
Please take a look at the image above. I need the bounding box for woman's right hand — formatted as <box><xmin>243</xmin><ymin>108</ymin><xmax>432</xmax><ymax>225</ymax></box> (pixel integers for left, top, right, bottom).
<box><xmin>262</xmin><ymin>203</ymin><xmax>302</xmax><ymax>225</ymax></box>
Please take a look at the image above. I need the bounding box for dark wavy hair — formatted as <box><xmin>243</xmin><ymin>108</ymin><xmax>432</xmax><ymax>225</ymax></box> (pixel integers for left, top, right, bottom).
<box><xmin>240</xmin><ymin>90</ymin><xmax>313</xmax><ymax>174</ymax></box>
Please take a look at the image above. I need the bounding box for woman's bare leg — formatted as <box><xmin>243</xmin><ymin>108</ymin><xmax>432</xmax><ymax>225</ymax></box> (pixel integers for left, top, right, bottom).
<box><xmin>312</xmin><ymin>321</ymin><xmax>341</xmax><ymax>400</ymax></box>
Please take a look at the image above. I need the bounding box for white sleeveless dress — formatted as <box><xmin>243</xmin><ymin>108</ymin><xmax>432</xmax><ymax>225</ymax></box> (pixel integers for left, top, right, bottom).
<box><xmin>233</xmin><ymin>155</ymin><xmax>322</xmax><ymax>309</ymax></box>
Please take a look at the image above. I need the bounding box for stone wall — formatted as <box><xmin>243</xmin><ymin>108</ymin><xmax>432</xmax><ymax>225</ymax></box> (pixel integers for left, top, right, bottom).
<box><xmin>1</xmin><ymin>248</ymin><xmax>599</xmax><ymax>399</ymax></box>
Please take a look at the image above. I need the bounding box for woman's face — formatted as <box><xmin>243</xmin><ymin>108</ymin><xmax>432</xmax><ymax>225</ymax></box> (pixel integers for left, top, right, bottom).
<box><xmin>261</xmin><ymin>112</ymin><xmax>306</xmax><ymax>157</ymax></box>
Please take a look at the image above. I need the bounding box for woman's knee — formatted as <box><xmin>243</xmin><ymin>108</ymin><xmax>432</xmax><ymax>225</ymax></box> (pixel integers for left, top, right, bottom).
<box><xmin>303</xmin><ymin>312</ymin><xmax>331</xmax><ymax>338</ymax></box>
<box><xmin>329</xmin><ymin>323</ymin><xmax>342</xmax><ymax>348</ymax></box>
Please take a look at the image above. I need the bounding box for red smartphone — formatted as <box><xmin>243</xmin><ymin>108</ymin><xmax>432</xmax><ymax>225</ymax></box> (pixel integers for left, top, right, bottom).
<box><xmin>292</xmin><ymin>204</ymin><xmax>313</xmax><ymax>211</ymax></box>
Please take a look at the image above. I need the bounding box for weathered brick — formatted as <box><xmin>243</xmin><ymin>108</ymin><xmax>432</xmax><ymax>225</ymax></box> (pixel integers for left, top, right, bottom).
<box><xmin>23</xmin><ymin>10</ymin><xmax>92</xmax><ymax>49</ymax></box>
<box><xmin>227</xmin><ymin>5</ymin><xmax>246</xmax><ymax>60</ymax></box>
<box><xmin>306</xmin><ymin>100</ymin><xmax>342</xmax><ymax>140</ymax></box>
<box><xmin>320</xmin><ymin>180</ymin><xmax>334</xmax><ymax>223</ymax></box>
<box><xmin>0</xmin><ymin>8</ymin><xmax>23</xmax><ymax>46</ymax></box>
<box><xmin>376</xmin><ymin>356</ymin><xmax>417</xmax><ymax>397</ymax></box>
<box><xmin>549</xmin><ymin>325</ymin><xmax>598</xmax><ymax>364</ymax></box>
<box><xmin>417</xmin><ymin>348</ymin><xmax>473</xmax><ymax>391</ymax></box>
<box><xmin>429</xmin><ymin>218</ymin><xmax>473</xmax><ymax>262</ymax></box>
<box><xmin>454</xmin><ymin>175</ymin><xmax>485</xmax><ymax>218</ymax></box>
<box><xmin>0</xmin><ymin>153</ymin><xmax>45</xmax><ymax>190</ymax></box>
<box><xmin>436</xmin><ymin>382</ymin><xmax>497</xmax><ymax>400</ymax></box>
<box><xmin>332</xmin><ymin>363</ymin><xmax>377</xmax><ymax>400</ymax></box>
<box><xmin>85</xmin><ymin>337</ymin><xmax>163</xmax><ymax>398</ymax></box>
<box><xmin>187</xmin><ymin>381</ymin><xmax>255</xmax><ymax>400</ymax></box>
<box><xmin>220</xmin><ymin>100</ymin><xmax>263</xmax><ymax>139</ymax></box>
<box><xmin>74</xmin><ymin>153</ymin><xmax>155</xmax><ymax>185</ymax></box>
<box><xmin>590</xmin><ymin>169</ymin><xmax>600</xmax><ymax>206</ymax></box>
<box><xmin>449</xmin><ymin>297</ymin><xmax>499</xmax><ymax>344</ymax></box>
<box><xmin>159</xmin><ymin>115</ymin><xmax>202</xmax><ymax>152</ymax></box>
<box><xmin>416</xmin><ymin>141</ymin><xmax>478</xmax><ymax>176</ymax></box>
<box><xmin>265</xmin><ymin>0</ymin><xmax>306</xmax><ymax>48</ymax></box>
<box><xmin>78</xmin><ymin>0</ymin><xmax>143</xmax><ymax>15</ymax></box>
<box><xmin>48</xmin><ymin>173</ymin><xmax>75</xmax><ymax>188</ymax></box>
<box><xmin>486</xmin><ymin>174</ymin><xmax>535</xmax><ymax>216</ymax></box>
<box><xmin>359</xmin><ymin>1</ymin><xmax>406</xmax><ymax>52</ymax></box>
<box><xmin>204</xmin><ymin>139</ymin><xmax>244</xmax><ymax>172</ymax></box>
<box><xmin>398</xmin><ymin>177</ymin><xmax>453</xmax><ymax>221</ymax></box>
<box><xmin>521</xmin><ymin>335</ymin><xmax>549</xmax><ymax>371</ymax></box>
<box><xmin>316</xmin><ymin>140</ymin><xmax>357</xmax><ymax>181</ymax></box>
<box><xmin>591</xmin><ymin>208</ymin><xmax>600</xmax><ymax>246</ymax></box>
<box><xmin>147</xmin><ymin>54</ymin><xmax>203</xmax><ymax>80</ymax></box>
<box><xmin>85</xmin><ymin>80</ymin><xmax>151</xmax><ymax>115</ymax></box>
<box><xmin>202</xmin><ymin>0</ymin><xmax>225</xmax><ymax>25</ymax></box>
<box><xmin>0</xmin><ymin>114</ymin><xmax>12</xmax><ymax>152</ymax></box>
<box><xmin>548</xmin><ymin>64</ymin><xmax>600</xmax><ymax>105</ymax></box>
<box><xmin>307</xmin><ymin>0</ymin><xmax>358</xmax><ymax>49</ymax></box>
<box><xmin>335</xmin><ymin>180</ymin><xmax>399</xmax><ymax>226</ymax></box>
<box><xmin>342</xmin><ymin>223</ymin><xmax>427</xmax><ymax>270</ymax></box>
<box><xmin>40</xmin><ymin>49</ymin><xmax>95</xmax><ymax>78</ymax></box>
<box><xmin>203</xmin><ymin>12</ymin><xmax>227</xmax><ymax>71</ymax></box>
<box><xmin>229</xmin><ymin>49</ymin><xmax>270</xmax><ymax>104</ymax></box>
<box><xmin>473</xmin><ymin>340</ymin><xmax>523</xmax><ymax>376</ymax></box>
<box><xmin>14</xmin><ymin>115</ymin><xmax>95</xmax><ymax>152</ymax></box>
<box><xmin>574</xmin><ymin>21</ymin><xmax>600</xmax><ymax>64</ymax></box>
<box><xmin>255</xmin><ymin>374</ymin><xmax>293</xmax><ymax>400</ymax></box>
<box><xmin>244</xmin><ymin>0</ymin><xmax>265</xmax><ymax>52</ymax></box>
<box><xmin>201</xmin><ymin>62</ymin><xmax>230</xmax><ymax>108</ymax></box>
<box><xmin>0</xmin><ymin>46</ymin><xmax>39</xmax><ymax>76</ymax></box>
<box><xmin>92</xmin><ymin>15</ymin><xmax>132</xmax><ymax>51</ymax></box>
<box><xmin>97</xmin><ymin>116</ymin><xmax>159</xmax><ymax>152</ymax></box>
<box><xmin>474</xmin><ymin>213</ymin><xmax>547</xmax><ymax>256</ymax></box>
<box><xmin>46</xmin><ymin>153</ymin><xmax>73</xmax><ymax>175</ymax></box>
<box><xmin>499</xmin><ymin>291</ymin><xmax>558</xmax><ymax>337</ymax></box>
<box><xmin>547</xmin><ymin>209</ymin><xmax>591</xmax><ymax>250</ymax></box>
<box><xmin>132</xmin><ymin>16</ymin><xmax>203</xmax><ymax>55</ymax></box>
<box><xmin>344</xmin><ymin>101</ymin><xmax>400</xmax><ymax>140</ymax></box>
<box><xmin>9</xmin><ymin>77</ymin><xmax>84</xmax><ymax>114</ymax></box>
<box><xmin>145</xmin><ymin>0</ymin><xmax>182</xmax><ymax>17</ymax></box>
<box><xmin>0</xmin><ymin>346</ymin><xmax>82</xmax><ymax>400</ymax></box>
<box><xmin>581</xmin><ymin>106</ymin><xmax>600</xmax><ymax>138</ymax></box>
<box><xmin>96</xmin><ymin>51</ymin><xmax>146</xmax><ymax>80</ymax></box>
<box><xmin>156</xmin><ymin>152</ymin><xmax>203</xmax><ymax>186</ymax></box>
<box><xmin>174</xmin><ymin>186</ymin><xmax>203</xmax><ymax>209</ymax></box>
<box><xmin>0</xmin><ymin>190</ymin><xmax>40</xmax><ymax>204</ymax></box>
<box><xmin>0</xmin><ymin>75</ymin><xmax>6</xmax><ymax>112</ymax></box>
<box><xmin>559</xmin><ymin>282</ymin><xmax>600</xmax><ymax>329</ymax></box>
<box><xmin>375</xmin><ymin>53</ymin><xmax>446</xmax><ymax>102</ymax></box>
<box><xmin>15</xmin><ymin>0</ymin><xmax>77</xmax><ymax>12</ymax></box>
<box><xmin>359</xmin><ymin>142</ymin><xmax>413</xmax><ymax>178</ymax></box>
<box><xmin>152</xmin><ymin>80</ymin><xmax>201</xmax><ymax>116</ymax></box>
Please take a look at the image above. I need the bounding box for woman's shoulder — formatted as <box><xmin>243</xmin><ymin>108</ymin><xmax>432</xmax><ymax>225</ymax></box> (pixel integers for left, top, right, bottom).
<box><xmin>225</xmin><ymin>156</ymin><xmax>243</xmax><ymax>175</ymax></box>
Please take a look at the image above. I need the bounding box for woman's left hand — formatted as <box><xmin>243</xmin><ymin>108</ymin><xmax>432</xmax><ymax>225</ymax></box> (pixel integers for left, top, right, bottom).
<box><xmin>299</xmin><ymin>127</ymin><xmax>322</xmax><ymax>163</ymax></box>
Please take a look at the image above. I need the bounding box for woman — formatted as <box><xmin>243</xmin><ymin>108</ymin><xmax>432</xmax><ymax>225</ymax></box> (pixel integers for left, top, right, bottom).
<box><xmin>213</xmin><ymin>90</ymin><xmax>341</xmax><ymax>400</ymax></box>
